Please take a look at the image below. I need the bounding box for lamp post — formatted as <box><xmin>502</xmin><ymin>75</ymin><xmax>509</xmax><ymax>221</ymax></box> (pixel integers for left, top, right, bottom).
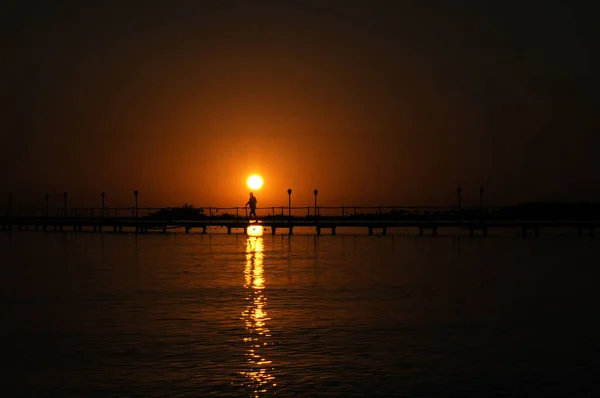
<box><xmin>479</xmin><ymin>187</ymin><xmax>484</xmax><ymax>213</ymax></box>
<box><xmin>101</xmin><ymin>192</ymin><xmax>106</xmax><ymax>219</ymax></box>
<box><xmin>63</xmin><ymin>192</ymin><xmax>67</xmax><ymax>218</ymax></box>
<box><xmin>456</xmin><ymin>187</ymin><xmax>462</xmax><ymax>223</ymax></box>
<box><xmin>134</xmin><ymin>190</ymin><xmax>139</xmax><ymax>218</ymax></box>
<box><xmin>287</xmin><ymin>188</ymin><xmax>292</xmax><ymax>218</ymax></box>
<box><xmin>313</xmin><ymin>189</ymin><xmax>318</xmax><ymax>218</ymax></box>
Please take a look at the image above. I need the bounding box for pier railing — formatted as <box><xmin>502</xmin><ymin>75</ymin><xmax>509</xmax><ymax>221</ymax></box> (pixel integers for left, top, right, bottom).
<box><xmin>0</xmin><ymin>205</ymin><xmax>509</xmax><ymax>221</ymax></box>
<box><xmin>3</xmin><ymin>204</ymin><xmax>600</xmax><ymax>223</ymax></box>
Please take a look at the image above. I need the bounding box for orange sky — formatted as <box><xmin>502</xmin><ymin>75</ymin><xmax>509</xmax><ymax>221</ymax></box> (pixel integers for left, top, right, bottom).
<box><xmin>2</xmin><ymin>2</ymin><xmax>599</xmax><ymax>208</ymax></box>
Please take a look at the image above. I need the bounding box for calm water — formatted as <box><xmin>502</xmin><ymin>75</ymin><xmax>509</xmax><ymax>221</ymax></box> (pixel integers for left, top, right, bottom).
<box><xmin>2</xmin><ymin>229</ymin><xmax>600</xmax><ymax>397</ymax></box>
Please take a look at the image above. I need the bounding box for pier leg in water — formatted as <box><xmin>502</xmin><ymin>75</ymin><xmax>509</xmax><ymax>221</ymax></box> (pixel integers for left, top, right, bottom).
<box><xmin>331</xmin><ymin>226</ymin><xmax>336</xmax><ymax>236</ymax></box>
<box><xmin>272</xmin><ymin>227</ymin><xmax>277</xmax><ymax>235</ymax></box>
<box><xmin>316</xmin><ymin>226</ymin><xmax>321</xmax><ymax>236</ymax></box>
<box><xmin>202</xmin><ymin>226</ymin><xmax>207</xmax><ymax>234</ymax></box>
<box><xmin>368</xmin><ymin>227</ymin><xmax>373</xmax><ymax>236</ymax></box>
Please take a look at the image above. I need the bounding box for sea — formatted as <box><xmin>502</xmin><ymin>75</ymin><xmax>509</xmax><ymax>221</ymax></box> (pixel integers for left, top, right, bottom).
<box><xmin>2</xmin><ymin>227</ymin><xmax>600</xmax><ymax>397</ymax></box>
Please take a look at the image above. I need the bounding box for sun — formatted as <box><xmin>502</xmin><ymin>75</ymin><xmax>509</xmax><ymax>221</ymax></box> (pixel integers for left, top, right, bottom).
<box><xmin>247</xmin><ymin>174</ymin><xmax>264</xmax><ymax>190</ymax></box>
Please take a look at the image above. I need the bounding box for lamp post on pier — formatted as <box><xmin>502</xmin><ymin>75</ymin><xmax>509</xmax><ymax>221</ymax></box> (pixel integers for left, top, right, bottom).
<box><xmin>101</xmin><ymin>192</ymin><xmax>105</xmax><ymax>219</ymax></box>
<box><xmin>456</xmin><ymin>187</ymin><xmax>462</xmax><ymax>223</ymax></box>
<box><xmin>134</xmin><ymin>190</ymin><xmax>139</xmax><ymax>218</ymax></box>
<box><xmin>313</xmin><ymin>189</ymin><xmax>318</xmax><ymax>218</ymax></box>
<box><xmin>479</xmin><ymin>187</ymin><xmax>484</xmax><ymax>213</ymax></box>
<box><xmin>287</xmin><ymin>189</ymin><xmax>292</xmax><ymax>219</ymax></box>
<box><xmin>63</xmin><ymin>192</ymin><xmax>67</xmax><ymax>218</ymax></box>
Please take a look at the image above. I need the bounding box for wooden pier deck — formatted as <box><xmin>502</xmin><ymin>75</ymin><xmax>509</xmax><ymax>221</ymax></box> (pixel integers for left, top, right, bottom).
<box><xmin>0</xmin><ymin>213</ymin><xmax>597</xmax><ymax>237</ymax></box>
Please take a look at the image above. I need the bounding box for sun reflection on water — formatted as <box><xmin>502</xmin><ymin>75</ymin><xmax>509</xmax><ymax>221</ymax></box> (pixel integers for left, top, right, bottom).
<box><xmin>240</xmin><ymin>226</ymin><xmax>276</xmax><ymax>396</ymax></box>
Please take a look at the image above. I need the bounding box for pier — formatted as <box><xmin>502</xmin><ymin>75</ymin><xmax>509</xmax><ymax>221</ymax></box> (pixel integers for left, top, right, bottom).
<box><xmin>0</xmin><ymin>205</ymin><xmax>597</xmax><ymax>237</ymax></box>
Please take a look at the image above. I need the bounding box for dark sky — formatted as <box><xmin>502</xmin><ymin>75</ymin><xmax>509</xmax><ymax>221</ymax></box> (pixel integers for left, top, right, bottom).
<box><xmin>2</xmin><ymin>0</ymin><xmax>599</xmax><ymax>207</ymax></box>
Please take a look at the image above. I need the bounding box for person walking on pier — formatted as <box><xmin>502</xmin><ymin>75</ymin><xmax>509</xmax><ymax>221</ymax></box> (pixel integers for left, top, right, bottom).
<box><xmin>246</xmin><ymin>192</ymin><xmax>258</xmax><ymax>221</ymax></box>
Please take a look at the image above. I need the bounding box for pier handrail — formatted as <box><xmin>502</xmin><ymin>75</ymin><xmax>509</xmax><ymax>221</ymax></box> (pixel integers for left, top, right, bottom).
<box><xmin>0</xmin><ymin>205</ymin><xmax>508</xmax><ymax>221</ymax></box>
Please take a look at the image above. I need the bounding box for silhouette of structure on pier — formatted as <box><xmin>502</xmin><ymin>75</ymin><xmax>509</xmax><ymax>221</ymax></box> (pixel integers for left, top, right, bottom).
<box><xmin>1</xmin><ymin>201</ymin><xmax>598</xmax><ymax>237</ymax></box>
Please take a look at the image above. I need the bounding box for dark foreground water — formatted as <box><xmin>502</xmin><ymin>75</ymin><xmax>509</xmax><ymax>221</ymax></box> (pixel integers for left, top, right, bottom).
<box><xmin>2</xmin><ymin>229</ymin><xmax>600</xmax><ymax>397</ymax></box>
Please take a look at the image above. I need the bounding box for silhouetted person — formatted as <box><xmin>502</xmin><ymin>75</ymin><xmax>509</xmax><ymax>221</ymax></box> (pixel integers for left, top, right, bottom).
<box><xmin>246</xmin><ymin>192</ymin><xmax>258</xmax><ymax>221</ymax></box>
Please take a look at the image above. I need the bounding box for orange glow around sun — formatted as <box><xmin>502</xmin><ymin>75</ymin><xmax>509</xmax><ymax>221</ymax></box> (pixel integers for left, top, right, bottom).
<box><xmin>247</xmin><ymin>174</ymin><xmax>264</xmax><ymax>190</ymax></box>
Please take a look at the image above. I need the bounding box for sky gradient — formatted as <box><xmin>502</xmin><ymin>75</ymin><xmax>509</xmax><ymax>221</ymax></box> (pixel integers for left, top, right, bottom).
<box><xmin>2</xmin><ymin>1</ymin><xmax>599</xmax><ymax>208</ymax></box>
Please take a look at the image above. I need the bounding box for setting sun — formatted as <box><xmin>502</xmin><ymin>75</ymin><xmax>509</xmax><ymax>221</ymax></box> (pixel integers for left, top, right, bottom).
<box><xmin>247</xmin><ymin>174</ymin><xmax>264</xmax><ymax>190</ymax></box>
